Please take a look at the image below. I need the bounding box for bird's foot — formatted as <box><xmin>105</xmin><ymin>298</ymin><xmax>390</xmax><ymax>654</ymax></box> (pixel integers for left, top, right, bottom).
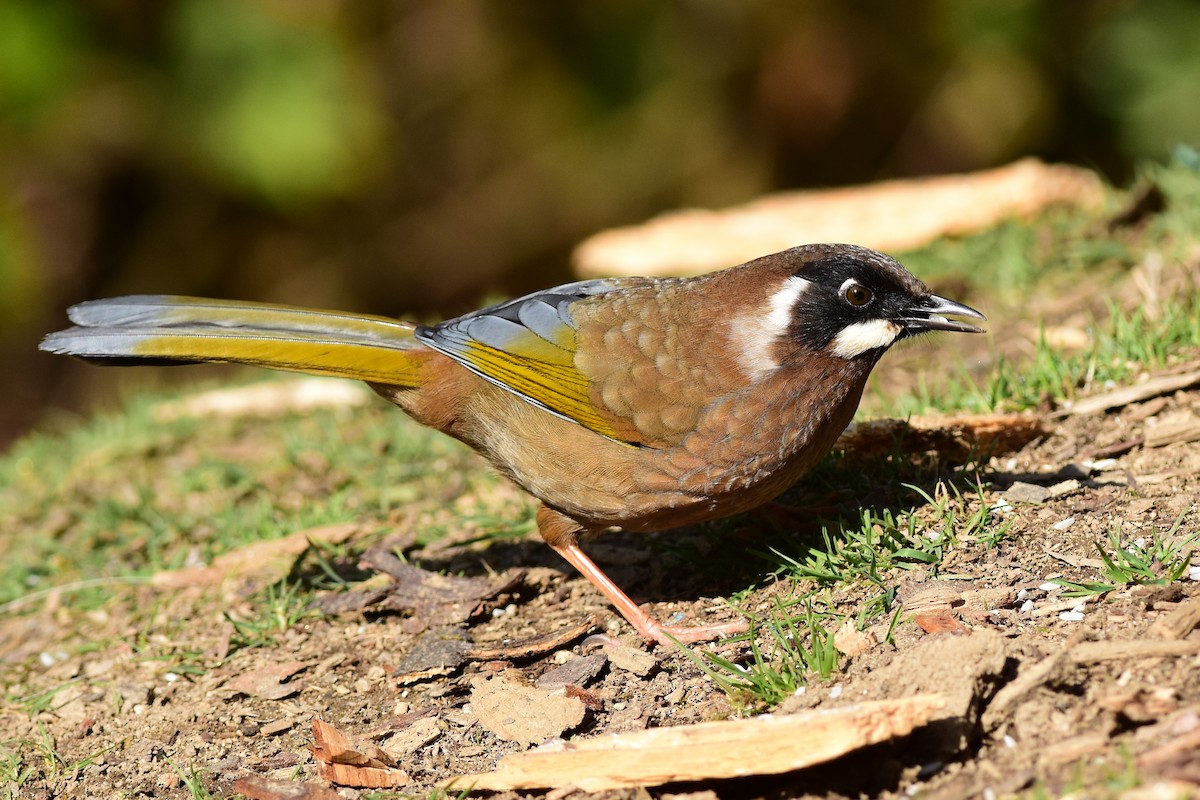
<box><xmin>638</xmin><ymin>615</ymin><xmax>749</xmax><ymax>647</ymax></box>
<box><xmin>549</xmin><ymin>532</ymin><xmax>748</xmax><ymax>649</ymax></box>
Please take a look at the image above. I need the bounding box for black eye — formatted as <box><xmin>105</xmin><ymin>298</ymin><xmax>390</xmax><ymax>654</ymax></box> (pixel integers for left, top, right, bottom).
<box><xmin>844</xmin><ymin>284</ymin><xmax>873</xmax><ymax>307</ymax></box>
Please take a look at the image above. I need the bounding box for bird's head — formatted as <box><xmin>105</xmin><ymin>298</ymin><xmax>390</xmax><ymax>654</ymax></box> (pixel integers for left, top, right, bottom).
<box><xmin>750</xmin><ymin>244</ymin><xmax>984</xmax><ymax>369</ymax></box>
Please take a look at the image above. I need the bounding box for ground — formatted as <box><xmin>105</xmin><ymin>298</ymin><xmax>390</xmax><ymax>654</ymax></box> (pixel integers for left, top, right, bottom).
<box><xmin>5</xmin><ymin>361</ymin><xmax>1200</xmax><ymax>799</ymax></box>
<box><xmin>4</xmin><ymin>163</ymin><xmax>1200</xmax><ymax>799</ymax></box>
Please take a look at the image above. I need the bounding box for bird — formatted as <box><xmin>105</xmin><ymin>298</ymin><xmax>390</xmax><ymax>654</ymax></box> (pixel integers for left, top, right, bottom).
<box><xmin>40</xmin><ymin>243</ymin><xmax>984</xmax><ymax>646</ymax></box>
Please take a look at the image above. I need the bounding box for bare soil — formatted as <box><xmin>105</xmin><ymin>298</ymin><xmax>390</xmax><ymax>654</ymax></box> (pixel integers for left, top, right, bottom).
<box><xmin>5</xmin><ymin>372</ymin><xmax>1200</xmax><ymax>800</ymax></box>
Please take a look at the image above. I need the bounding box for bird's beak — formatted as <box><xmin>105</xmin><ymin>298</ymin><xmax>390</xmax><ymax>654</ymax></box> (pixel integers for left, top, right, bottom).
<box><xmin>901</xmin><ymin>294</ymin><xmax>987</xmax><ymax>334</ymax></box>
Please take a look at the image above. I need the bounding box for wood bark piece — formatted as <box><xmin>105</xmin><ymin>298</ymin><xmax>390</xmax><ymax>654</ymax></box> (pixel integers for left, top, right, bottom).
<box><xmin>1148</xmin><ymin>595</ymin><xmax>1200</xmax><ymax>640</ymax></box>
<box><xmin>1068</xmin><ymin>639</ymin><xmax>1200</xmax><ymax>663</ymax></box>
<box><xmin>451</xmin><ymin>694</ymin><xmax>945</xmax><ymax>791</ymax></box>
<box><xmin>1144</xmin><ymin>412</ymin><xmax>1200</xmax><ymax>449</ymax></box>
<box><xmin>1057</xmin><ymin>366</ymin><xmax>1200</xmax><ymax>417</ymax></box>
<box><xmin>573</xmin><ymin>159</ymin><xmax>1104</xmax><ymax>278</ymax></box>
<box><xmin>463</xmin><ymin>617</ymin><xmax>596</xmax><ymax>661</ymax></box>
<box><xmin>835</xmin><ymin>413</ymin><xmax>1045</xmax><ymax>463</ymax></box>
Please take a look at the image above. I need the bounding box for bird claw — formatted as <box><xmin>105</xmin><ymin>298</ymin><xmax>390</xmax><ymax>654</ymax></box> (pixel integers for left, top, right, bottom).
<box><xmin>639</xmin><ymin>617</ymin><xmax>750</xmax><ymax>647</ymax></box>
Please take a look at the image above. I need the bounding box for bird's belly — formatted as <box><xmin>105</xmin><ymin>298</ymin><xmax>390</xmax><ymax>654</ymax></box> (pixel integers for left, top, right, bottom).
<box><xmin>464</xmin><ymin>385</ymin><xmax>854</xmax><ymax>533</ymax></box>
<box><xmin>387</xmin><ymin>361</ymin><xmax>867</xmax><ymax>534</ymax></box>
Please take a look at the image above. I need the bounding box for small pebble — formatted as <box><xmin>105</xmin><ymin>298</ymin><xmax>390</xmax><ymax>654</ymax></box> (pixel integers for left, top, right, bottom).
<box><xmin>1005</xmin><ymin>481</ymin><xmax>1051</xmax><ymax>504</ymax></box>
<box><xmin>261</xmin><ymin>719</ymin><xmax>293</xmax><ymax>737</ymax></box>
<box><xmin>1049</xmin><ymin>480</ymin><xmax>1081</xmax><ymax>498</ymax></box>
<box><xmin>1059</xmin><ymin>604</ymin><xmax>1086</xmax><ymax>622</ymax></box>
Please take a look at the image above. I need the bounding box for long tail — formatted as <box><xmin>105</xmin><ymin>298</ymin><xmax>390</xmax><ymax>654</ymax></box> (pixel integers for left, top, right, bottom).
<box><xmin>40</xmin><ymin>295</ymin><xmax>426</xmax><ymax>387</ymax></box>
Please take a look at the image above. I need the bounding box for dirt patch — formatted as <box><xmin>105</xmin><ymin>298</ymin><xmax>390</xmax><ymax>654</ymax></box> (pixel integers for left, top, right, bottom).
<box><xmin>4</xmin><ymin>378</ymin><xmax>1200</xmax><ymax>799</ymax></box>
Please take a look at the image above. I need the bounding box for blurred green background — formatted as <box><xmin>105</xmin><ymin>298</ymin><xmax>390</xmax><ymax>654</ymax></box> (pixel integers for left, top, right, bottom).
<box><xmin>4</xmin><ymin>0</ymin><xmax>1200</xmax><ymax>445</ymax></box>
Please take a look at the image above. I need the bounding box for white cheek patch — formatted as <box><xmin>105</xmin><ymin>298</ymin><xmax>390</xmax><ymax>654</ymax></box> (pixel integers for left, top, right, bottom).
<box><xmin>830</xmin><ymin>319</ymin><xmax>902</xmax><ymax>359</ymax></box>
<box><xmin>730</xmin><ymin>276</ymin><xmax>810</xmax><ymax>381</ymax></box>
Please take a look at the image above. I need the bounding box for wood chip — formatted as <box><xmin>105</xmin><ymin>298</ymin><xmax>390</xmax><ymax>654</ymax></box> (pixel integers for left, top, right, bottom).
<box><xmin>1004</xmin><ymin>481</ymin><xmax>1051</xmax><ymax>504</ymax></box>
<box><xmin>393</xmin><ymin>629</ymin><xmax>472</xmax><ymax>684</ymax></box>
<box><xmin>1039</xmin><ymin>732</ymin><xmax>1110</xmax><ymax>766</ymax></box>
<box><xmin>1138</xmin><ymin>727</ymin><xmax>1200</xmax><ymax>769</ymax></box>
<box><xmin>311</xmin><ymin>718</ymin><xmax>409</xmax><ymax>788</ymax></box>
<box><xmin>602</xmin><ymin>639</ymin><xmax>659</xmax><ymax>676</ymax></box>
<box><xmin>574</xmin><ymin>159</ymin><xmax>1103</xmax><ymax>278</ymax></box>
<box><xmin>394</xmin><ymin>619</ymin><xmax>596</xmax><ymax>684</ymax></box>
<box><xmin>453</xmin><ymin>695</ymin><xmax>945</xmax><ymax>791</ymax></box>
<box><xmin>379</xmin><ymin>717</ymin><xmax>442</xmax><ymax>758</ymax></box>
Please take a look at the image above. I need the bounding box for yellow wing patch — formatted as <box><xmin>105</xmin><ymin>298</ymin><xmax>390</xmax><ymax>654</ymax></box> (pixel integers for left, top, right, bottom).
<box><xmin>459</xmin><ymin>339</ymin><xmax>622</xmax><ymax>441</ymax></box>
<box><xmin>415</xmin><ymin>279</ymin><xmax>644</xmax><ymax>444</ymax></box>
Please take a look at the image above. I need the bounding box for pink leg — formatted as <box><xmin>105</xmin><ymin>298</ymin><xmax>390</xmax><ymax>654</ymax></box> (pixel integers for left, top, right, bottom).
<box><xmin>550</xmin><ymin>539</ymin><xmax>748</xmax><ymax>647</ymax></box>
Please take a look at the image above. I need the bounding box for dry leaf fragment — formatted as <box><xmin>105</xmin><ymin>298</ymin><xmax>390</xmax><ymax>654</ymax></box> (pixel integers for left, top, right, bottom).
<box><xmin>360</xmin><ymin>545</ymin><xmax>525</xmax><ymax>626</ymax></box>
<box><xmin>915</xmin><ymin>609</ymin><xmax>969</xmax><ymax>636</ymax></box>
<box><xmin>470</xmin><ymin>676</ymin><xmax>587</xmax><ymax>746</ymax></box>
<box><xmin>311</xmin><ymin>718</ymin><xmax>409</xmax><ymax>788</ymax></box>
<box><xmin>225</xmin><ymin>661</ymin><xmax>309</xmax><ymax>701</ymax></box>
<box><xmin>833</xmin><ymin>618</ymin><xmax>878</xmax><ymax>657</ymax></box>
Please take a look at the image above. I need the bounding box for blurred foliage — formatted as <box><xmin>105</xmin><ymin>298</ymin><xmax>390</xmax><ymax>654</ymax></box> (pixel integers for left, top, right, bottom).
<box><xmin>3</xmin><ymin>0</ymin><xmax>1200</xmax><ymax>442</ymax></box>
